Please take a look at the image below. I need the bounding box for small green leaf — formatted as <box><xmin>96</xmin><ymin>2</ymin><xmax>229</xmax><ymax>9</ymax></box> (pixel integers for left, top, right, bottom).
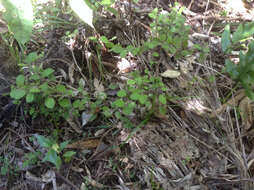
<box><xmin>138</xmin><ymin>95</ymin><xmax>148</xmax><ymax>104</ymax></box>
<box><xmin>122</xmin><ymin>102</ymin><xmax>135</xmax><ymax>115</ymax></box>
<box><xmin>16</xmin><ymin>75</ymin><xmax>25</xmax><ymax>86</ymax></box>
<box><xmin>40</xmin><ymin>83</ymin><xmax>49</xmax><ymax>91</ymax></box>
<box><xmin>35</xmin><ymin>135</ymin><xmax>52</xmax><ymax>148</ymax></box>
<box><xmin>29</xmin><ymin>87</ymin><xmax>40</xmax><ymax>93</ymax></box>
<box><xmin>43</xmin><ymin>149</ymin><xmax>61</xmax><ymax>170</ymax></box>
<box><xmin>109</xmin><ymin>84</ymin><xmax>118</xmax><ymax>90</ymax></box>
<box><xmin>42</xmin><ymin>68</ymin><xmax>54</xmax><ymax>78</ymax></box>
<box><xmin>73</xmin><ymin>100</ymin><xmax>81</xmax><ymax>108</ymax></box>
<box><xmin>30</xmin><ymin>74</ymin><xmax>40</xmax><ymax>81</ymax></box>
<box><xmin>130</xmin><ymin>92</ymin><xmax>140</xmax><ymax>101</ymax></box>
<box><xmin>120</xmin><ymin>50</ymin><xmax>128</xmax><ymax>58</ymax></box>
<box><xmin>147</xmin><ymin>39</ymin><xmax>160</xmax><ymax>49</ymax></box>
<box><xmin>60</xmin><ymin>141</ymin><xmax>69</xmax><ymax>150</ymax></box>
<box><xmin>127</xmin><ymin>79</ymin><xmax>136</xmax><ymax>85</ymax></box>
<box><xmin>100</xmin><ymin>0</ymin><xmax>113</xmax><ymax>6</ymax></box>
<box><xmin>159</xmin><ymin>94</ymin><xmax>167</xmax><ymax>105</ymax></box>
<box><xmin>224</xmin><ymin>59</ymin><xmax>239</xmax><ymax>79</ymax></box>
<box><xmin>58</xmin><ymin>98</ymin><xmax>71</xmax><ymax>108</ymax></box>
<box><xmin>56</xmin><ymin>84</ymin><xmax>66</xmax><ymax>93</ymax></box>
<box><xmin>117</xmin><ymin>90</ymin><xmax>127</xmax><ymax>97</ymax></box>
<box><xmin>114</xmin><ymin>111</ymin><xmax>122</xmax><ymax>119</ymax></box>
<box><xmin>148</xmin><ymin>8</ymin><xmax>158</xmax><ymax>19</ymax></box>
<box><xmin>24</xmin><ymin>52</ymin><xmax>41</xmax><ymax>64</ymax></box>
<box><xmin>26</xmin><ymin>93</ymin><xmax>34</xmax><ymax>103</ymax></box>
<box><xmin>111</xmin><ymin>44</ymin><xmax>124</xmax><ymax>54</ymax></box>
<box><xmin>10</xmin><ymin>88</ymin><xmax>26</xmax><ymax>99</ymax></box>
<box><xmin>29</xmin><ymin>107</ymin><xmax>35</xmax><ymax>115</ymax></box>
<box><xmin>152</xmin><ymin>52</ymin><xmax>159</xmax><ymax>57</ymax></box>
<box><xmin>63</xmin><ymin>151</ymin><xmax>76</xmax><ymax>162</ymax></box>
<box><xmin>100</xmin><ymin>36</ymin><xmax>109</xmax><ymax>43</ymax></box>
<box><xmin>102</xmin><ymin>106</ymin><xmax>112</xmax><ymax>117</ymax></box>
<box><xmin>221</xmin><ymin>24</ymin><xmax>231</xmax><ymax>53</ymax></box>
<box><xmin>45</xmin><ymin>97</ymin><xmax>55</xmax><ymax>109</ymax></box>
<box><xmin>232</xmin><ymin>22</ymin><xmax>254</xmax><ymax>44</ymax></box>
<box><xmin>113</xmin><ymin>99</ymin><xmax>125</xmax><ymax>108</ymax></box>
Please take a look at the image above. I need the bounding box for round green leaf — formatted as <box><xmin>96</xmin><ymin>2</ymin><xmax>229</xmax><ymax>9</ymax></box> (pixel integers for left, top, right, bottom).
<box><xmin>40</xmin><ymin>83</ymin><xmax>49</xmax><ymax>91</ymax></box>
<box><xmin>58</xmin><ymin>98</ymin><xmax>71</xmax><ymax>108</ymax></box>
<box><xmin>138</xmin><ymin>95</ymin><xmax>148</xmax><ymax>104</ymax></box>
<box><xmin>123</xmin><ymin>102</ymin><xmax>135</xmax><ymax>115</ymax></box>
<box><xmin>45</xmin><ymin>97</ymin><xmax>55</xmax><ymax>109</ymax></box>
<box><xmin>26</xmin><ymin>93</ymin><xmax>34</xmax><ymax>103</ymax></box>
<box><xmin>127</xmin><ymin>79</ymin><xmax>136</xmax><ymax>85</ymax></box>
<box><xmin>56</xmin><ymin>84</ymin><xmax>66</xmax><ymax>93</ymax></box>
<box><xmin>10</xmin><ymin>88</ymin><xmax>26</xmax><ymax>100</ymax></box>
<box><xmin>102</xmin><ymin>106</ymin><xmax>112</xmax><ymax>117</ymax></box>
<box><xmin>130</xmin><ymin>92</ymin><xmax>140</xmax><ymax>101</ymax></box>
<box><xmin>42</xmin><ymin>68</ymin><xmax>55</xmax><ymax>78</ymax></box>
<box><xmin>159</xmin><ymin>94</ymin><xmax>167</xmax><ymax>105</ymax></box>
<box><xmin>16</xmin><ymin>75</ymin><xmax>25</xmax><ymax>86</ymax></box>
<box><xmin>73</xmin><ymin>100</ymin><xmax>81</xmax><ymax>108</ymax></box>
<box><xmin>117</xmin><ymin>90</ymin><xmax>127</xmax><ymax>97</ymax></box>
<box><xmin>113</xmin><ymin>99</ymin><xmax>125</xmax><ymax>108</ymax></box>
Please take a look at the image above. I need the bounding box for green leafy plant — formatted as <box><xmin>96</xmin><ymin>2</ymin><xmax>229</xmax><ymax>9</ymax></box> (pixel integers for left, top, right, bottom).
<box><xmin>102</xmin><ymin>5</ymin><xmax>204</xmax><ymax>64</ymax></box>
<box><xmin>34</xmin><ymin>134</ymin><xmax>75</xmax><ymax>170</ymax></box>
<box><xmin>221</xmin><ymin>22</ymin><xmax>254</xmax><ymax>99</ymax></box>
<box><xmin>147</xmin><ymin>6</ymin><xmax>191</xmax><ymax>59</ymax></box>
<box><xmin>104</xmin><ymin>71</ymin><xmax>168</xmax><ymax>127</ymax></box>
<box><xmin>9</xmin><ymin>52</ymin><xmax>91</xmax><ymax>123</ymax></box>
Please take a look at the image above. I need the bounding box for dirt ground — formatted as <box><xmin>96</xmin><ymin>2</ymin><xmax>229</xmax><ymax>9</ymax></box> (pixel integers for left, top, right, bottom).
<box><xmin>1</xmin><ymin>0</ymin><xmax>254</xmax><ymax>189</ymax></box>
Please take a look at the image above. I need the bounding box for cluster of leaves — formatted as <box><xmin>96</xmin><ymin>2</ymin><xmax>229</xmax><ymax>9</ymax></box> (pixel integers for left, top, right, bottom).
<box><xmin>23</xmin><ymin>132</ymin><xmax>75</xmax><ymax>170</ymax></box>
<box><xmin>102</xmin><ymin>71</ymin><xmax>168</xmax><ymax>127</ymax></box>
<box><xmin>98</xmin><ymin>5</ymin><xmax>199</xmax><ymax>65</ymax></box>
<box><xmin>147</xmin><ymin>6</ymin><xmax>191</xmax><ymax>60</ymax></box>
<box><xmin>10</xmin><ymin>53</ymin><xmax>90</xmax><ymax>122</ymax></box>
<box><xmin>222</xmin><ymin>22</ymin><xmax>254</xmax><ymax>99</ymax></box>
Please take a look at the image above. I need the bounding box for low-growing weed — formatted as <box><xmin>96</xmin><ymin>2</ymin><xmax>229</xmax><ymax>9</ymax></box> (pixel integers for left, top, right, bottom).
<box><xmin>9</xmin><ymin>52</ymin><xmax>91</xmax><ymax>123</ymax></box>
<box><xmin>221</xmin><ymin>22</ymin><xmax>254</xmax><ymax>99</ymax></box>
<box><xmin>102</xmin><ymin>71</ymin><xmax>168</xmax><ymax>127</ymax></box>
<box><xmin>23</xmin><ymin>133</ymin><xmax>75</xmax><ymax>170</ymax></box>
<box><xmin>98</xmin><ymin>5</ymin><xmax>207</xmax><ymax>66</ymax></box>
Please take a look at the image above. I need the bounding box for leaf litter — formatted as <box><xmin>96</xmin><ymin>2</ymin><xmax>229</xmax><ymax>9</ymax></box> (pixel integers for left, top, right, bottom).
<box><xmin>1</xmin><ymin>0</ymin><xmax>254</xmax><ymax>189</ymax></box>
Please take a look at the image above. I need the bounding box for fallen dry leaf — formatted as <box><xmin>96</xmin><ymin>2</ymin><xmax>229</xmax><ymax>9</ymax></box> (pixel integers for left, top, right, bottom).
<box><xmin>94</xmin><ymin>78</ymin><xmax>104</xmax><ymax>93</ymax></box>
<box><xmin>160</xmin><ymin>69</ymin><xmax>181</xmax><ymax>78</ymax></box>
<box><xmin>239</xmin><ymin>96</ymin><xmax>253</xmax><ymax>130</ymax></box>
<box><xmin>68</xmin><ymin>63</ymin><xmax>75</xmax><ymax>84</ymax></box>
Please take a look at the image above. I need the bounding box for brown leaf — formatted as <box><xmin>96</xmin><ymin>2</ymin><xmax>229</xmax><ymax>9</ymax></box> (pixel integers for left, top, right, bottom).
<box><xmin>68</xmin><ymin>63</ymin><xmax>75</xmax><ymax>84</ymax></box>
<box><xmin>239</xmin><ymin>96</ymin><xmax>253</xmax><ymax>130</ymax></box>
<box><xmin>93</xmin><ymin>78</ymin><xmax>104</xmax><ymax>93</ymax></box>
